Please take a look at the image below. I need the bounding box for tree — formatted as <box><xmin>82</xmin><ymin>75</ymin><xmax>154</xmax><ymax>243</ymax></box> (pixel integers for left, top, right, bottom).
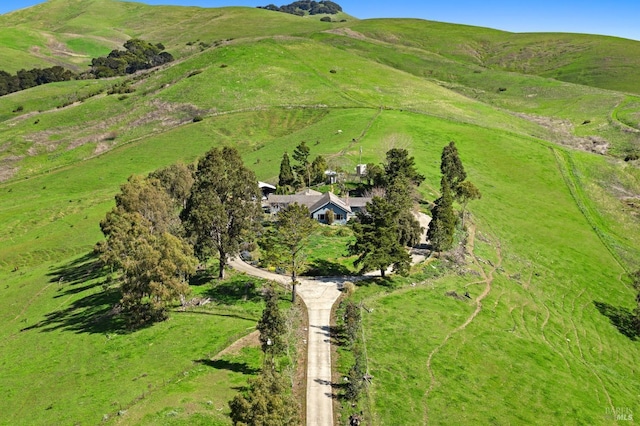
<box><xmin>115</xmin><ymin>175</ymin><xmax>176</xmax><ymax>234</ymax></box>
<box><xmin>261</xmin><ymin>203</ymin><xmax>316</xmax><ymax>302</ymax></box>
<box><xmin>229</xmin><ymin>367</ymin><xmax>298</xmax><ymax>426</ymax></box>
<box><xmin>310</xmin><ymin>155</ymin><xmax>328</xmax><ymax>185</ymax></box>
<box><xmin>293</xmin><ymin>141</ymin><xmax>311</xmax><ymax>187</ymax></box>
<box><xmin>427</xmin><ymin>178</ymin><xmax>457</xmax><ymax>253</ymax></box>
<box><xmin>182</xmin><ymin>147</ymin><xmax>262</xmax><ymax>279</ymax></box>
<box><xmin>278</xmin><ymin>152</ymin><xmax>295</xmax><ymax>187</ymax></box>
<box><xmin>325</xmin><ymin>208</ymin><xmax>335</xmax><ymax>225</ymax></box>
<box><xmin>256</xmin><ymin>286</ymin><xmax>286</xmax><ymax>358</ymax></box>
<box><xmin>349</xmin><ymin>197</ymin><xmax>411</xmax><ymax>277</ymax></box>
<box><xmin>440</xmin><ymin>141</ymin><xmax>467</xmax><ymax>197</ymax></box>
<box><xmin>97</xmin><ymin>210</ymin><xmax>196</xmax><ymax>327</ymax></box>
<box><xmin>383</xmin><ymin>148</ymin><xmax>425</xmax><ymax>187</ymax></box>
<box><xmin>457</xmin><ymin>180</ymin><xmax>481</xmax><ymax>226</ymax></box>
<box><xmin>386</xmin><ymin>175</ymin><xmax>423</xmax><ymax>247</ymax></box>
<box><xmin>365</xmin><ymin>162</ymin><xmax>385</xmax><ymax>187</ymax></box>
<box><xmin>148</xmin><ymin>162</ymin><xmax>195</xmax><ymax>209</ymax></box>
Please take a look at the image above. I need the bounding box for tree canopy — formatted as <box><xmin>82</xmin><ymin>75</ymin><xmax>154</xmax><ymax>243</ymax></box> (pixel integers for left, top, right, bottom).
<box><xmin>259</xmin><ymin>203</ymin><xmax>316</xmax><ymax>301</ymax></box>
<box><xmin>427</xmin><ymin>177</ymin><xmax>457</xmax><ymax>253</ymax></box>
<box><xmin>257</xmin><ymin>286</ymin><xmax>286</xmax><ymax>357</ymax></box>
<box><xmin>96</xmin><ymin>174</ymin><xmax>196</xmax><ymax>328</ymax></box>
<box><xmin>278</xmin><ymin>152</ymin><xmax>295</xmax><ymax>188</ymax></box>
<box><xmin>258</xmin><ymin>0</ymin><xmax>342</xmax><ymax>16</ymax></box>
<box><xmin>89</xmin><ymin>39</ymin><xmax>174</xmax><ymax>78</ymax></box>
<box><xmin>182</xmin><ymin>147</ymin><xmax>262</xmax><ymax>279</ymax></box>
<box><xmin>384</xmin><ymin>148</ymin><xmax>425</xmax><ymax>187</ymax></box>
<box><xmin>349</xmin><ymin>196</ymin><xmax>411</xmax><ymax>277</ymax></box>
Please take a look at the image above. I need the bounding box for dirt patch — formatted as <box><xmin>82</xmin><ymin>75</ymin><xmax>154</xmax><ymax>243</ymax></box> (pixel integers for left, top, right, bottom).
<box><xmin>515</xmin><ymin>112</ymin><xmax>609</xmax><ymax>154</ymax></box>
<box><xmin>0</xmin><ymin>155</ymin><xmax>24</xmax><ymax>182</ymax></box>
<box><xmin>324</xmin><ymin>28</ymin><xmax>368</xmax><ymax>41</ymax></box>
<box><xmin>213</xmin><ymin>330</ymin><xmax>260</xmax><ymax>359</ymax></box>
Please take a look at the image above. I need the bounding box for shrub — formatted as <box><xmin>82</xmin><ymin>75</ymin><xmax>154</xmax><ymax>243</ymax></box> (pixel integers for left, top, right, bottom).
<box><xmin>192</xmin><ymin>116</ymin><xmax>204</xmax><ymax>123</ymax></box>
<box><xmin>342</xmin><ymin>281</ymin><xmax>356</xmax><ymax>297</ymax></box>
<box><xmin>320</xmin><ymin>16</ymin><xmax>332</xmax><ymax>22</ymax></box>
<box><xmin>13</xmin><ymin>105</ymin><xmax>24</xmax><ymax>113</ymax></box>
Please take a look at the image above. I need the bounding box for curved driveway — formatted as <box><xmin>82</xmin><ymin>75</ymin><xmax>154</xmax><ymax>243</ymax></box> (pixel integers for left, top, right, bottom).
<box><xmin>228</xmin><ymin>212</ymin><xmax>430</xmax><ymax>426</ymax></box>
<box><xmin>229</xmin><ymin>258</ymin><xmax>343</xmax><ymax>426</ymax></box>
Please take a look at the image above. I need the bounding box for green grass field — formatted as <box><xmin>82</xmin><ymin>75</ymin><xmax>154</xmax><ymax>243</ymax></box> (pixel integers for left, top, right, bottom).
<box><xmin>1</xmin><ymin>1</ymin><xmax>640</xmax><ymax>424</ymax></box>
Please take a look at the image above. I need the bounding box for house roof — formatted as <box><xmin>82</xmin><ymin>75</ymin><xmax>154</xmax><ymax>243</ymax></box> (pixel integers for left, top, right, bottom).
<box><xmin>258</xmin><ymin>181</ymin><xmax>276</xmax><ymax>190</ymax></box>
<box><xmin>309</xmin><ymin>192</ymin><xmax>352</xmax><ymax>214</ymax></box>
<box><xmin>267</xmin><ymin>191</ymin><xmax>372</xmax><ymax>214</ymax></box>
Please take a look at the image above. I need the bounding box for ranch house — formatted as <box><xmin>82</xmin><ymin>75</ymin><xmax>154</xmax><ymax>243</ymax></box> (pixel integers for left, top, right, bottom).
<box><xmin>265</xmin><ymin>189</ymin><xmax>371</xmax><ymax>225</ymax></box>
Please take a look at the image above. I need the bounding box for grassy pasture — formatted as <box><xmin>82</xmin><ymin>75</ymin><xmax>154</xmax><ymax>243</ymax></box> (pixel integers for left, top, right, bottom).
<box><xmin>343</xmin><ymin>112</ymin><xmax>640</xmax><ymax>424</ymax></box>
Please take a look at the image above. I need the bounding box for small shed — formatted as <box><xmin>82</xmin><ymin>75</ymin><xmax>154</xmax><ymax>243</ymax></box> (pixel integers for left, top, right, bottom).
<box><xmin>258</xmin><ymin>181</ymin><xmax>277</xmax><ymax>200</ymax></box>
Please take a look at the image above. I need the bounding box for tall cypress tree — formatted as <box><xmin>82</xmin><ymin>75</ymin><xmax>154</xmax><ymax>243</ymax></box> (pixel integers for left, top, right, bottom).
<box><xmin>278</xmin><ymin>152</ymin><xmax>294</xmax><ymax>187</ymax></box>
<box><xmin>427</xmin><ymin>178</ymin><xmax>457</xmax><ymax>253</ymax></box>
<box><xmin>440</xmin><ymin>141</ymin><xmax>466</xmax><ymax>197</ymax></box>
<box><xmin>257</xmin><ymin>286</ymin><xmax>286</xmax><ymax>357</ymax></box>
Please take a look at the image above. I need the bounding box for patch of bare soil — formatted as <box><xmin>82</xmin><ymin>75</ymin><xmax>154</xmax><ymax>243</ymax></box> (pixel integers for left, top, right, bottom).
<box><xmin>622</xmin><ymin>197</ymin><xmax>640</xmax><ymax>218</ymax></box>
<box><xmin>0</xmin><ymin>155</ymin><xmax>24</xmax><ymax>182</ymax></box>
<box><xmin>515</xmin><ymin>112</ymin><xmax>609</xmax><ymax>155</ymax></box>
<box><xmin>213</xmin><ymin>330</ymin><xmax>260</xmax><ymax>359</ymax></box>
<box><xmin>323</xmin><ymin>28</ymin><xmax>368</xmax><ymax>41</ymax></box>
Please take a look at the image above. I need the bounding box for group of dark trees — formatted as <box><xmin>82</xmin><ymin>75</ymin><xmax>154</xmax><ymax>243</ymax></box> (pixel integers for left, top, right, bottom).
<box><xmin>427</xmin><ymin>142</ymin><xmax>481</xmax><ymax>253</ymax></box>
<box><xmin>278</xmin><ymin>141</ymin><xmax>328</xmax><ymax>190</ymax></box>
<box><xmin>350</xmin><ymin>148</ymin><xmax>425</xmax><ymax>277</ymax></box>
<box><xmin>97</xmin><ymin>147</ymin><xmax>262</xmax><ymax>328</ymax></box>
<box><xmin>2</xmin><ymin>39</ymin><xmax>173</xmax><ymax>98</ymax></box>
<box><xmin>258</xmin><ymin>0</ymin><xmax>342</xmax><ymax>16</ymax></box>
<box><xmin>89</xmin><ymin>39</ymin><xmax>174</xmax><ymax>78</ymax></box>
<box><xmin>0</xmin><ymin>66</ymin><xmax>75</xmax><ymax>96</ymax></box>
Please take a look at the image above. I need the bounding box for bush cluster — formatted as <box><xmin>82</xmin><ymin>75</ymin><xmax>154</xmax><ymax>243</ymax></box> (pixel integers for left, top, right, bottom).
<box><xmin>258</xmin><ymin>0</ymin><xmax>342</xmax><ymax>16</ymax></box>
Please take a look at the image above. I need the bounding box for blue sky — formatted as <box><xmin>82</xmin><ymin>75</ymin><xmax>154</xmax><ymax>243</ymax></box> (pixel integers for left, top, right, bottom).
<box><xmin>2</xmin><ymin>0</ymin><xmax>639</xmax><ymax>41</ymax></box>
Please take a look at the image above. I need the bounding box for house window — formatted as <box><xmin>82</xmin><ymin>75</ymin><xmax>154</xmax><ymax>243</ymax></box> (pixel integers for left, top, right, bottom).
<box><xmin>336</xmin><ymin>214</ymin><xmax>343</xmax><ymax>220</ymax></box>
<box><xmin>319</xmin><ymin>214</ymin><xmax>325</xmax><ymax>221</ymax></box>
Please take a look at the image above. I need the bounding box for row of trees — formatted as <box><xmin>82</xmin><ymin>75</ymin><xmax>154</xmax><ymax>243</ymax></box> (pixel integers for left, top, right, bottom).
<box><xmin>230</xmin><ymin>286</ymin><xmax>298</xmax><ymax>424</ymax></box>
<box><xmin>97</xmin><ymin>147</ymin><xmax>262</xmax><ymax>327</ymax></box>
<box><xmin>2</xmin><ymin>39</ymin><xmax>173</xmax><ymax>98</ymax></box>
<box><xmin>278</xmin><ymin>141</ymin><xmax>328</xmax><ymax>190</ymax></box>
<box><xmin>0</xmin><ymin>66</ymin><xmax>75</xmax><ymax>97</ymax></box>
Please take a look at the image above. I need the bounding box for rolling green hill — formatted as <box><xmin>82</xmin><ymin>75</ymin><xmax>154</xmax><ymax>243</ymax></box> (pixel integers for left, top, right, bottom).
<box><xmin>1</xmin><ymin>1</ymin><xmax>640</xmax><ymax>424</ymax></box>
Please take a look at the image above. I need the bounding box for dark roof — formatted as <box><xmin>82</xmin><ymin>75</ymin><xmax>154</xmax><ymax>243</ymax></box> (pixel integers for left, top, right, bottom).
<box><xmin>267</xmin><ymin>191</ymin><xmax>371</xmax><ymax>213</ymax></box>
<box><xmin>309</xmin><ymin>192</ymin><xmax>351</xmax><ymax>214</ymax></box>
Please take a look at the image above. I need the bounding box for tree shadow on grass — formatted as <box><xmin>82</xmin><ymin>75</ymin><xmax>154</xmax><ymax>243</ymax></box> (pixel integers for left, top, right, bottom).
<box><xmin>593</xmin><ymin>301</ymin><xmax>639</xmax><ymax>340</ymax></box>
<box><xmin>189</xmin><ymin>267</ymin><xmax>218</xmax><ymax>287</ymax></box>
<box><xmin>21</xmin><ymin>287</ymin><xmax>128</xmax><ymax>335</ymax></box>
<box><xmin>195</xmin><ymin>358</ymin><xmax>260</xmax><ymax>375</ymax></box>
<box><xmin>305</xmin><ymin>259</ymin><xmax>352</xmax><ymax>277</ymax></box>
<box><xmin>203</xmin><ymin>277</ymin><xmax>263</xmax><ymax>305</ymax></box>
<box><xmin>46</xmin><ymin>251</ymin><xmax>108</xmax><ymax>298</ymax></box>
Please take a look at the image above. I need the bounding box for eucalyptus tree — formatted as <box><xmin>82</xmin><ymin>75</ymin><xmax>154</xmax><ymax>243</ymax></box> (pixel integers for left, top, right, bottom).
<box><xmin>182</xmin><ymin>147</ymin><xmax>262</xmax><ymax>279</ymax></box>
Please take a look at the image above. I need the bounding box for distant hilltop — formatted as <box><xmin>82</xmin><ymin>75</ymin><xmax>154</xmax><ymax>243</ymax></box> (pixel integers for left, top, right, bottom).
<box><xmin>258</xmin><ymin>0</ymin><xmax>342</xmax><ymax>16</ymax></box>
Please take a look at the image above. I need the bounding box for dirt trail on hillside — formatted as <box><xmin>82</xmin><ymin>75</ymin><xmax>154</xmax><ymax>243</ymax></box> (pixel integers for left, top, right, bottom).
<box><xmin>423</xmin><ymin>225</ymin><xmax>502</xmax><ymax>424</ymax></box>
